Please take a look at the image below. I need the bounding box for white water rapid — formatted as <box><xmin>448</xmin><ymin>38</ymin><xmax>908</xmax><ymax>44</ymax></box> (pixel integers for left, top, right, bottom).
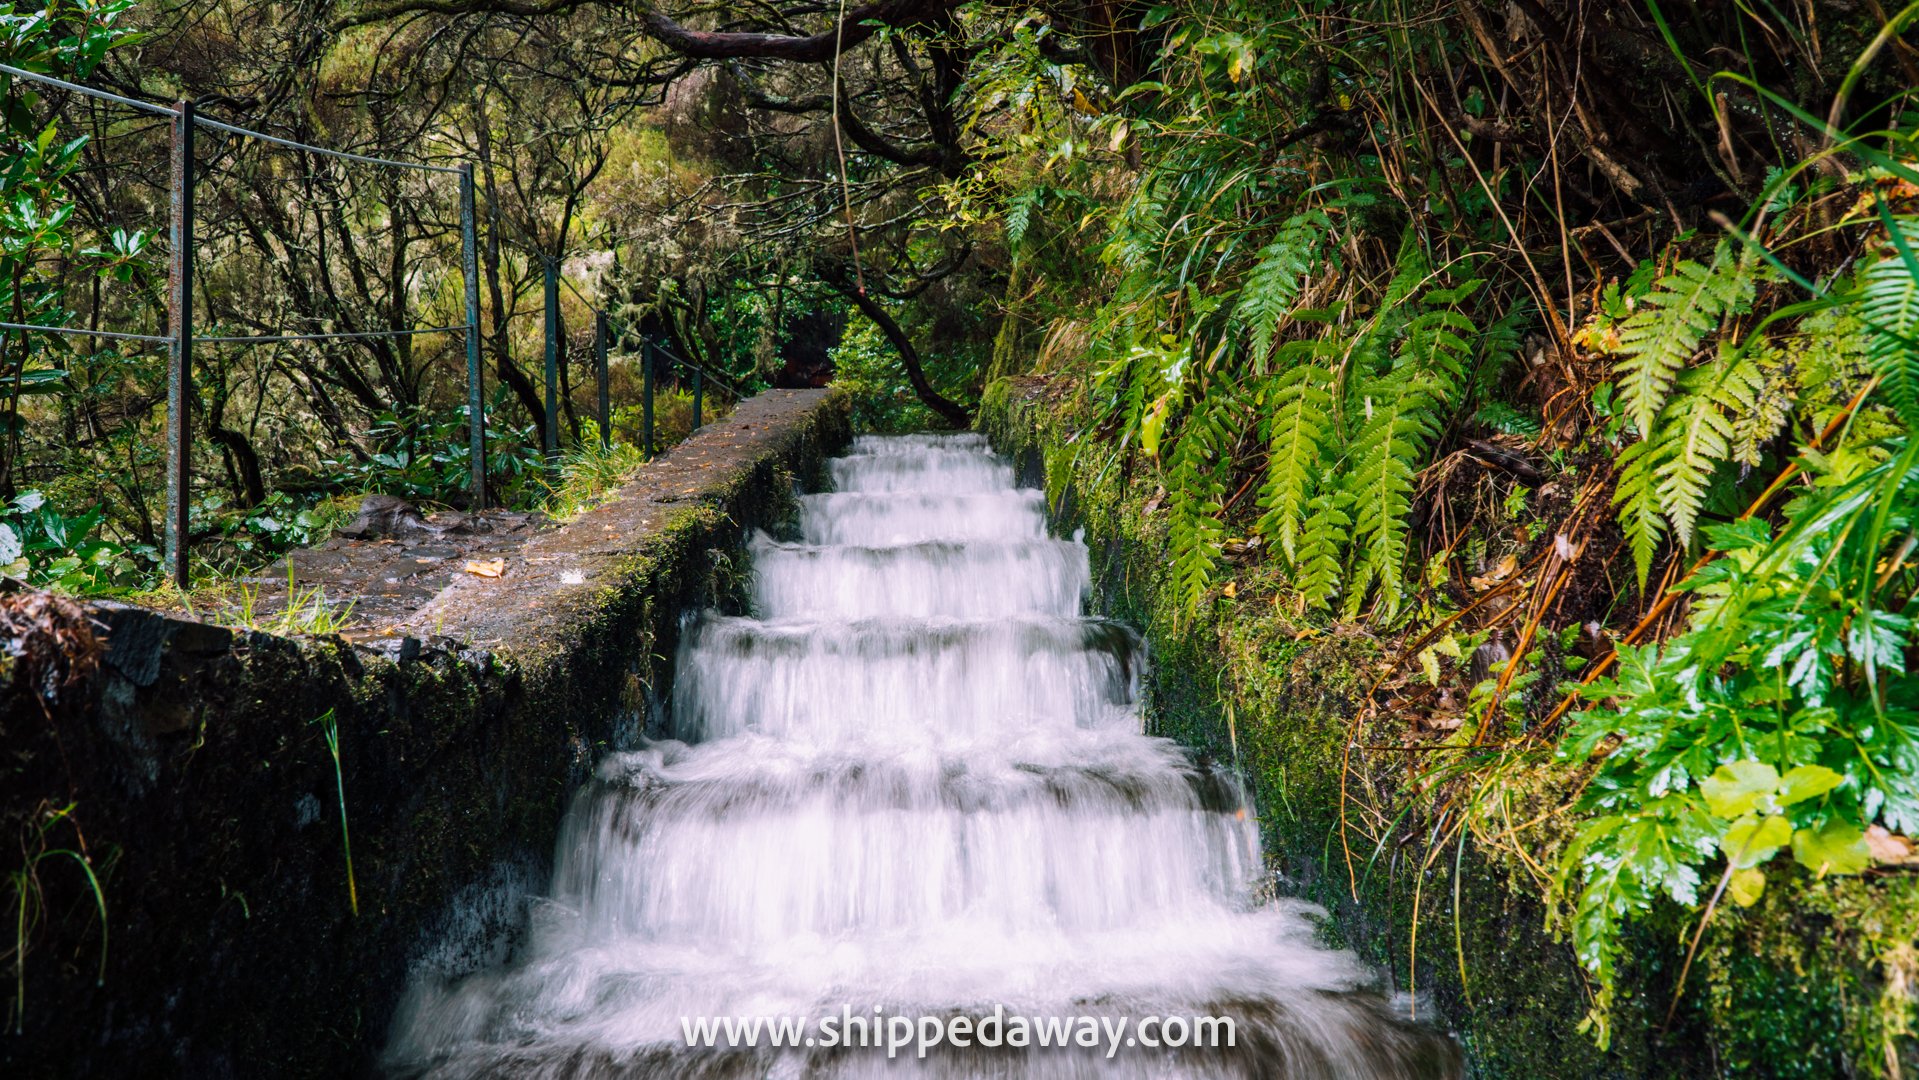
<box><xmin>386</xmin><ymin>433</ymin><xmax>1459</xmax><ymax>1079</ymax></box>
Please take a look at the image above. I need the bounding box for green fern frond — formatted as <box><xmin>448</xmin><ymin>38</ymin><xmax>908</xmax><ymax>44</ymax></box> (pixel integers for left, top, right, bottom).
<box><xmin>1651</xmin><ymin>345</ymin><xmax>1760</xmax><ymax>547</ymax></box>
<box><xmin>1230</xmin><ymin>209</ymin><xmax>1333</xmax><ymax>368</ymax></box>
<box><xmin>1341</xmin><ymin>367</ymin><xmax>1441</xmax><ymax>621</ymax></box>
<box><xmin>1254</xmin><ymin>357</ymin><xmax>1333</xmax><ymax>561</ymax></box>
<box><xmin>1475</xmin><ymin>400</ymin><xmax>1542</xmax><ymax>437</ymax></box>
<box><xmin>1472</xmin><ymin>296</ymin><xmax>1532</xmax><ymax>399</ymax></box>
<box><xmin>1380</xmin><ymin>227</ymin><xmax>1431</xmax><ymax>311</ymax></box>
<box><xmin>1168</xmin><ymin>470</ymin><xmax>1225</xmax><ymax>619</ymax></box>
<box><xmin>1614</xmin><ymin>435</ymin><xmax>1670</xmax><ymax>585</ymax></box>
<box><xmin>1399</xmin><ymin>308</ymin><xmax>1477</xmax><ymax>404</ymax></box>
<box><xmin>1005</xmin><ymin>187</ymin><xmax>1043</xmax><ymax>254</ymax></box>
<box><xmin>1615</xmin><ymin>242</ymin><xmax>1756</xmax><ymax>438</ymax></box>
<box><xmin>1295</xmin><ymin>490</ymin><xmax>1352</xmax><ymax>609</ymax></box>
<box><xmin>1729</xmin><ymin>341</ymin><xmax>1794</xmax><ymax>467</ymax></box>
<box><xmin>1164</xmin><ymin>381</ymin><xmax>1241</xmax><ymax>619</ymax></box>
<box><xmin>1860</xmin><ymin>215</ymin><xmax>1919</xmax><ymax>429</ymax></box>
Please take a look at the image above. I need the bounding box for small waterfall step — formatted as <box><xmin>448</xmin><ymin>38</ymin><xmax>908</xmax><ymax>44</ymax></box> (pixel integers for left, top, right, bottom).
<box><xmin>386</xmin><ymin>432</ymin><xmax>1460</xmax><ymax>1079</ymax></box>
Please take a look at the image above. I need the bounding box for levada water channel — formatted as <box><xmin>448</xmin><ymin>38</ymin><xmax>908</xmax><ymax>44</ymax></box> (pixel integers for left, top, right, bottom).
<box><xmin>385</xmin><ymin>433</ymin><xmax>1461</xmax><ymax>1078</ymax></box>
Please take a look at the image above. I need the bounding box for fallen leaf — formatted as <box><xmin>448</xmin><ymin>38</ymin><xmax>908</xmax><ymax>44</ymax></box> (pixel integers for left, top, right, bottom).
<box><xmin>1867</xmin><ymin>825</ymin><xmax>1919</xmax><ymax>864</ymax></box>
<box><xmin>1469</xmin><ymin>553</ymin><xmax>1519</xmax><ymax>591</ymax></box>
<box><xmin>1222</xmin><ymin>581</ymin><xmax>1238</xmax><ymax>598</ymax></box>
<box><xmin>464</xmin><ymin>559</ymin><xmax>505</xmax><ymax>578</ymax></box>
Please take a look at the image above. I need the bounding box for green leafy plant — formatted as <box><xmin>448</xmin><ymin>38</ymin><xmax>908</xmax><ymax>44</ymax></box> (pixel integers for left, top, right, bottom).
<box><xmin>0</xmin><ymin>491</ymin><xmax>153</xmax><ymax>593</ymax></box>
<box><xmin>1554</xmin><ymin>213</ymin><xmax>1919</xmax><ymax>1046</ymax></box>
<box><xmin>541</xmin><ymin>420</ymin><xmax>646</xmax><ymax>522</ymax></box>
<box><xmin>315</xmin><ymin>404</ymin><xmax>545</xmax><ymax>509</ymax></box>
<box><xmin>0</xmin><ymin>0</ymin><xmax>143</xmax><ymax>495</ymax></box>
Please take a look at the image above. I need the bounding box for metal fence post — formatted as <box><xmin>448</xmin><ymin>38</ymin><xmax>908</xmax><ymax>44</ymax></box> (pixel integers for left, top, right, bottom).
<box><xmin>692</xmin><ymin>367</ymin><xmax>703</xmax><ymax>431</ymax></box>
<box><xmin>459</xmin><ymin>163</ymin><xmax>486</xmax><ymax>509</ymax></box>
<box><xmin>594</xmin><ymin>311</ymin><xmax>610</xmax><ymax>449</ymax></box>
<box><xmin>542</xmin><ymin>256</ymin><xmax>560</xmax><ymax>464</ymax></box>
<box><xmin>164</xmin><ymin>99</ymin><xmax>195</xmax><ymax>591</ymax></box>
<box><xmin>641</xmin><ymin>336</ymin><xmax>654</xmax><ymax>458</ymax></box>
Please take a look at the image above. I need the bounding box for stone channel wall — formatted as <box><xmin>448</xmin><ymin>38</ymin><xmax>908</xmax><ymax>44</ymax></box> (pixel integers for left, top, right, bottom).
<box><xmin>981</xmin><ymin>375</ymin><xmax>1919</xmax><ymax>1080</ymax></box>
<box><xmin>2</xmin><ymin>389</ymin><xmax>850</xmax><ymax>1079</ymax></box>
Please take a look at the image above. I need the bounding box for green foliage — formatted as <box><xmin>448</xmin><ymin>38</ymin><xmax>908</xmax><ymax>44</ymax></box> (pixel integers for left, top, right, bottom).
<box><xmin>192</xmin><ymin>491</ymin><xmax>353</xmax><ymax>573</ymax></box>
<box><xmin>0</xmin><ymin>0</ymin><xmax>143</xmax><ymax>487</ymax></box>
<box><xmin>831</xmin><ymin>319</ymin><xmax>943</xmax><ymax>432</ymax></box>
<box><xmin>0</xmin><ymin>490</ymin><xmax>151</xmax><ymax>592</ymax></box>
<box><xmin>541</xmin><ymin>421</ymin><xmax>646</xmax><ymax>522</ymax></box>
<box><xmin>311</xmin><ymin>710</ymin><xmax>357</xmax><ymax>917</ymax></box>
<box><xmin>318</xmin><ymin>404</ymin><xmax>545</xmax><ymax>509</ymax></box>
<box><xmin>1862</xmin><ymin>213</ymin><xmax>1919</xmax><ymax>429</ymax></box>
<box><xmin>227</xmin><ymin>579</ymin><xmax>356</xmax><ymax>637</ymax></box>
<box><xmin>1613</xmin><ymin>242</ymin><xmax>1760</xmax><ymax>440</ymax></box>
<box><xmin>1163</xmin><ymin>379</ymin><xmax>1235</xmax><ymax>619</ymax></box>
<box><xmin>7</xmin><ymin>802</ymin><xmax>106</xmax><ymax>1035</ymax></box>
<box><xmin>1230</xmin><ymin>209</ymin><xmax>1335</xmax><ymax>368</ymax></box>
<box><xmin>1592</xmin><ymin>241</ymin><xmax>1775</xmax><ymax>580</ymax></box>
<box><xmin>968</xmin><ymin>0</ymin><xmax>1919</xmax><ymax>1064</ymax></box>
<box><xmin>1613</xmin><ymin>343</ymin><xmax>1766</xmax><ymax>578</ymax></box>
<box><xmin>1078</xmin><ymin>52</ymin><xmax>1500</xmax><ymax>620</ymax></box>
<box><xmin>1555</xmin><ymin>217</ymin><xmax>1919</xmax><ymax>1045</ymax></box>
<box><xmin>1254</xmin><ymin>350</ymin><xmax>1334</xmax><ymax>562</ymax></box>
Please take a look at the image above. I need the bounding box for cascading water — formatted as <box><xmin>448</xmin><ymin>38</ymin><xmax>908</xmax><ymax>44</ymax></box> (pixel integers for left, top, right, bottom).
<box><xmin>386</xmin><ymin>433</ymin><xmax>1460</xmax><ymax>1079</ymax></box>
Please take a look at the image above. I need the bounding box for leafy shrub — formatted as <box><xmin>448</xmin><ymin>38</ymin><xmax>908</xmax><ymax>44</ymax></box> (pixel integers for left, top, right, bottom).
<box><xmin>1555</xmin><ymin>206</ymin><xmax>1919</xmax><ymax>1044</ymax></box>
<box><xmin>831</xmin><ymin>319</ymin><xmax>942</xmax><ymax>432</ymax></box>
<box><xmin>0</xmin><ymin>491</ymin><xmax>153</xmax><ymax>593</ymax></box>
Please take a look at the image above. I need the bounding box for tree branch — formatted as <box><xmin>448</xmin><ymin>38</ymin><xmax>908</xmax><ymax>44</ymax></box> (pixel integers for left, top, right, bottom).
<box><xmin>639</xmin><ymin>0</ymin><xmax>960</xmax><ymax>63</ymax></box>
<box><xmin>820</xmin><ymin>261</ymin><xmax>969</xmax><ymax>427</ymax></box>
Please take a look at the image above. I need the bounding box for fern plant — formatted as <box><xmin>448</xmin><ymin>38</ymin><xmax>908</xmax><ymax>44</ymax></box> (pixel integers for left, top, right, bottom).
<box><xmin>1614</xmin><ymin>241</ymin><xmax>1759</xmax><ymax>439</ymax></box>
<box><xmin>1230</xmin><ymin>208</ymin><xmax>1336</xmax><ymax>368</ymax></box>
<box><xmin>1553</xmin><ymin>210</ymin><xmax>1919</xmax><ymax>1049</ymax></box>
<box><xmin>1861</xmin><ymin>211</ymin><xmax>1919</xmax><ymax>428</ymax></box>
<box><xmin>1164</xmin><ymin>380</ymin><xmax>1238</xmax><ymax>619</ymax></box>
<box><xmin>1336</xmin><ymin>292</ymin><xmax>1477</xmax><ymax>619</ymax></box>
<box><xmin>1254</xmin><ymin>345</ymin><xmax>1336</xmax><ymax>562</ymax></box>
<box><xmin>1613</xmin><ymin>343</ymin><xmax>1766</xmax><ymax>580</ymax></box>
<box><xmin>1600</xmin><ymin>241</ymin><xmax>1768</xmax><ymax>581</ymax></box>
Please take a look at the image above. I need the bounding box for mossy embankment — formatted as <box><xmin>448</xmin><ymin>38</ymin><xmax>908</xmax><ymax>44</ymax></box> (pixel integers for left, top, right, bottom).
<box><xmin>1</xmin><ymin>389</ymin><xmax>850</xmax><ymax>1079</ymax></box>
<box><xmin>981</xmin><ymin>375</ymin><xmax>1919</xmax><ymax>1079</ymax></box>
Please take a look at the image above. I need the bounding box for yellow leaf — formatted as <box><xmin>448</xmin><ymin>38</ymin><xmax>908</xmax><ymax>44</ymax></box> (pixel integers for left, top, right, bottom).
<box><xmin>1791</xmin><ymin>822</ymin><xmax>1870</xmax><ymax>876</ymax></box>
<box><xmin>1418</xmin><ymin>647</ymin><xmax>1441</xmax><ymax>687</ymax></box>
<box><xmin>1222</xmin><ymin>581</ymin><xmax>1237</xmax><ymax>598</ymax></box>
<box><xmin>1721</xmin><ymin>813</ymin><xmax>1791</xmax><ymax>869</ymax></box>
<box><xmin>1727</xmin><ymin>868</ymin><xmax>1766</xmax><ymax>907</ymax></box>
<box><xmin>1702</xmin><ymin>760</ymin><xmax>1779</xmax><ymax>820</ymax></box>
<box><xmin>463</xmin><ymin>558</ymin><xmax>505</xmax><ymax>578</ymax></box>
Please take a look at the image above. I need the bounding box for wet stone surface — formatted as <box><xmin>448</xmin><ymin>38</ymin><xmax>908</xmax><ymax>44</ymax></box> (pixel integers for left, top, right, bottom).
<box><xmin>148</xmin><ymin>389</ymin><xmax>844</xmax><ymax>650</ymax></box>
<box><xmin>235</xmin><ymin>507</ymin><xmax>549</xmax><ymax>636</ymax></box>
